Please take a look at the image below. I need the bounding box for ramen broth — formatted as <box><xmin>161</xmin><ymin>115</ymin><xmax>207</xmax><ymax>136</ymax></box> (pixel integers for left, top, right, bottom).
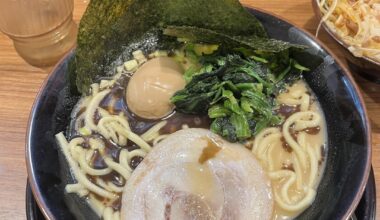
<box><xmin>58</xmin><ymin>52</ymin><xmax>327</xmax><ymax>220</ymax></box>
<box><xmin>261</xmin><ymin>81</ymin><xmax>327</xmax><ymax>219</ymax></box>
<box><xmin>67</xmin><ymin>74</ymin><xmax>212</xmax><ymax>214</ymax></box>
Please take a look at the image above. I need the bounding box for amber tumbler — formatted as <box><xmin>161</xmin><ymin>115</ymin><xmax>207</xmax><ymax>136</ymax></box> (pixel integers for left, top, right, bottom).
<box><xmin>0</xmin><ymin>0</ymin><xmax>77</xmax><ymax>67</ymax></box>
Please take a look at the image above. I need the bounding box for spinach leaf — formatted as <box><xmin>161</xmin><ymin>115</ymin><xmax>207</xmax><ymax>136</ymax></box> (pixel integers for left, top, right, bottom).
<box><xmin>210</xmin><ymin>117</ymin><xmax>238</xmax><ymax>142</ymax></box>
<box><xmin>171</xmin><ymin>54</ymin><xmax>300</xmax><ymax>142</ymax></box>
<box><xmin>170</xmin><ymin>76</ymin><xmax>220</xmax><ymax>114</ymax></box>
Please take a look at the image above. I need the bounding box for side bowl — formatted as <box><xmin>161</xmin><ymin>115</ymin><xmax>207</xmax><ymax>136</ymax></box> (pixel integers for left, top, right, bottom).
<box><xmin>26</xmin><ymin>7</ymin><xmax>372</xmax><ymax>220</ymax></box>
<box><xmin>312</xmin><ymin>0</ymin><xmax>380</xmax><ymax>83</ymax></box>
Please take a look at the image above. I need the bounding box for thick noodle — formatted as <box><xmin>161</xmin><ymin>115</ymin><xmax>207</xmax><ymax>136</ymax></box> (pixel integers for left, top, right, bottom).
<box><xmin>252</xmin><ymin>81</ymin><xmax>326</xmax><ymax>219</ymax></box>
<box><xmin>56</xmin><ymin>79</ymin><xmax>159</xmax><ymax>219</ymax></box>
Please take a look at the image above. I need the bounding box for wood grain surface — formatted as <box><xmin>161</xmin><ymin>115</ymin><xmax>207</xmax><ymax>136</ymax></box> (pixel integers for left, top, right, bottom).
<box><xmin>0</xmin><ymin>0</ymin><xmax>378</xmax><ymax>219</ymax></box>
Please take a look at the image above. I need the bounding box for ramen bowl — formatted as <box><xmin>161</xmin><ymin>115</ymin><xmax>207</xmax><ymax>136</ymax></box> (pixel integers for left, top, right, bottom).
<box><xmin>26</xmin><ymin>7</ymin><xmax>371</xmax><ymax>220</ymax></box>
<box><xmin>312</xmin><ymin>0</ymin><xmax>380</xmax><ymax>83</ymax></box>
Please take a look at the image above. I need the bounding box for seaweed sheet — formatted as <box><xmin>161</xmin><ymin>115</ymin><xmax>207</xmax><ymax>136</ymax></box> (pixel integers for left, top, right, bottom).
<box><xmin>164</xmin><ymin>25</ymin><xmax>306</xmax><ymax>53</ymax></box>
<box><xmin>69</xmin><ymin>0</ymin><xmax>268</xmax><ymax>93</ymax></box>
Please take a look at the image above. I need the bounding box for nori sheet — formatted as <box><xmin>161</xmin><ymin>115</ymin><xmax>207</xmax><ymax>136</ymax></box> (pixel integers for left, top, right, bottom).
<box><xmin>69</xmin><ymin>0</ymin><xmax>268</xmax><ymax>94</ymax></box>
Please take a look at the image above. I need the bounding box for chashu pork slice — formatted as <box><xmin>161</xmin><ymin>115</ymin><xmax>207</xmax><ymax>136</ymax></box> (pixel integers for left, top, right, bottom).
<box><xmin>121</xmin><ymin>128</ymin><xmax>273</xmax><ymax>220</ymax></box>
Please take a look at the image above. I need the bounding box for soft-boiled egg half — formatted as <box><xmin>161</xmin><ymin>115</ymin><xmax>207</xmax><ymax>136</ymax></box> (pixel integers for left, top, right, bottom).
<box><xmin>121</xmin><ymin>128</ymin><xmax>273</xmax><ymax>220</ymax></box>
<box><xmin>126</xmin><ymin>57</ymin><xmax>185</xmax><ymax>119</ymax></box>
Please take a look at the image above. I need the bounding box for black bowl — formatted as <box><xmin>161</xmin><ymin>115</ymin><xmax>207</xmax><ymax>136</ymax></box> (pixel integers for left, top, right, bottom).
<box><xmin>312</xmin><ymin>0</ymin><xmax>380</xmax><ymax>83</ymax></box>
<box><xmin>26</xmin><ymin>7</ymin><xmax>372</xmax><ymax>220</ymax></box>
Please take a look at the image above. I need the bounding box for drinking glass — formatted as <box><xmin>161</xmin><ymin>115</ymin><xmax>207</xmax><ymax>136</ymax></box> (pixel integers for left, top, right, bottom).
<box><xmin>0</xmin><ymin>0</ymin><xmax>77</xmax><ymax>67</ymax></box>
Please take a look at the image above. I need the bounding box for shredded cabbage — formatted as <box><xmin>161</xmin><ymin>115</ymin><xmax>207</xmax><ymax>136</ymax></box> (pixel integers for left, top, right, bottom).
<box><xmin>317</xmin><ymin>0</ymin><xmax>380</xmax><ymax>62</ymax></box>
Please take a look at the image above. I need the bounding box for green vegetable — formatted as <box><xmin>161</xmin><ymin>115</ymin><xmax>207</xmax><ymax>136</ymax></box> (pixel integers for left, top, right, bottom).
<box><xmin>193</xmin><ymin>44</ymin><xmax>219</xmax><ymax>56</ymax></box>
<box><xmin>208</xmin><ymin>105</ymin><xmax>231</xmax><ymax>118</ymax></box>
<box><xmin>230</xmin><ymin>113</ymin><xmax>251</xmax><ymax>139</ymax></box>
<box><xmin>69</xmin><ymin>0</ymin><xmax>267</xmax><ymax>93</ymax></box>
<box><xmin>171</xmin><ymin>54</ymin><xmax>307</xmax><ymax>142</ymax></box>
<box><xmin>210</xmin><ymin>117</ymin><xmax>238</xmax><ymax>142</ymax></box>
<box><xmin>78</xmin><ymin>127</ymin><xmax>91</xmax><ymax>136</ymax></box>
<box><xmin>164</xmin><ymin>25</ymin><xmax>306</xmax><ymax>53</ymax></box>
<box><xmin>164</xmin><ymin>26</ymin><xmax>322</xmax><ymax>77</ymax></box>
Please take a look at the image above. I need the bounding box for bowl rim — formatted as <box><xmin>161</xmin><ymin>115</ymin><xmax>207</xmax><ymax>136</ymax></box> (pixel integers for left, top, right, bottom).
<box><xmin>25</xmin><ymin>49</ymin><xmax>75</xmax><ymax>220</ymax></box>
<box><xmin>25</xmin><ymin>6</ymin><xmax>372</xmax><ymax>220</ymax></box>
<box><xmin>311</xmin><ymin>0</ymin><xmax>380</xmax><ymax>67</ymax></box>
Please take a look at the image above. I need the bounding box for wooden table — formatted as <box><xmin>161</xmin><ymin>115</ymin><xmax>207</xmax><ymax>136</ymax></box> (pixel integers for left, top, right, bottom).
<box><xmin>0</xmin><ymin>0</ymin><xmax>378</xmax><ymax>219</ymax></box>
